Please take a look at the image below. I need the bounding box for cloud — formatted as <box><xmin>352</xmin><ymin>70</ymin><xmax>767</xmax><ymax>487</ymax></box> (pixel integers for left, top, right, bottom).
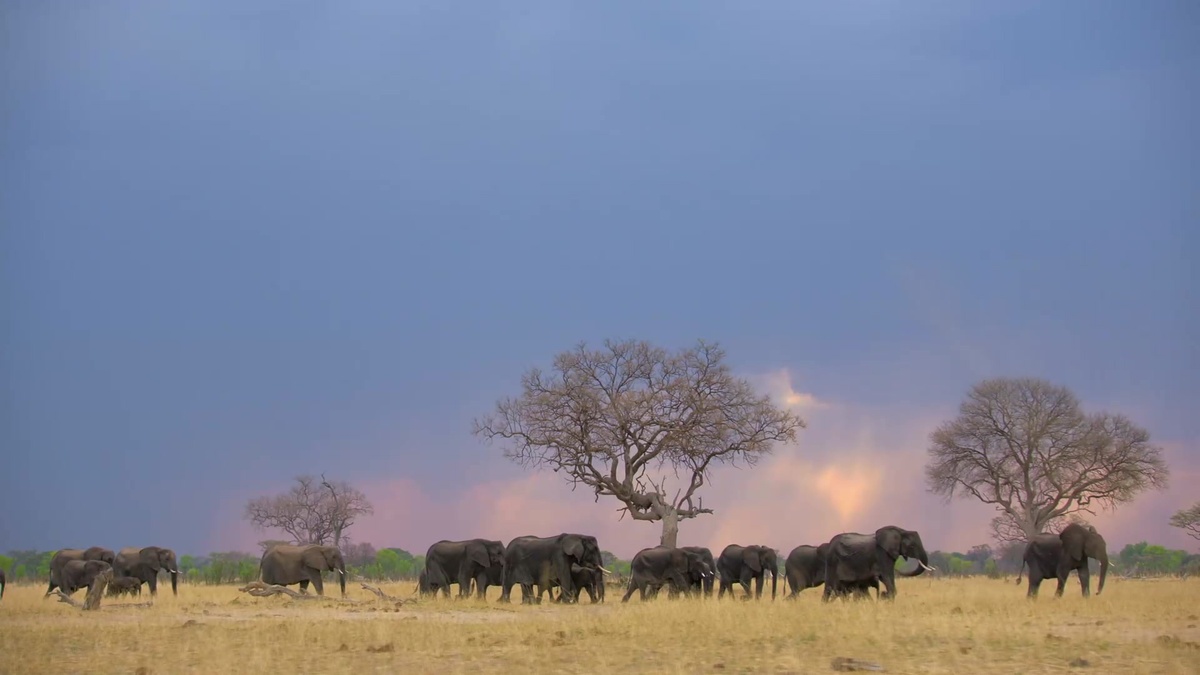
<box><xmin>209</xmin><ymin>372</ymin><xmax>1200</xmax><ymax>559</ymax></box>
<box><xmin>757</xmin><ymin>368</ymin><xmax>833</xmax><ymax>412</ymax></box>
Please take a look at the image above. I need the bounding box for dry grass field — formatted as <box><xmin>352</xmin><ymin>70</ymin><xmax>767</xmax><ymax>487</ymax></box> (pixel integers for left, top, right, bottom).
<box><xmin>2</xmin><ymin>577</ymin><xmax>1199</xmax><ymax>674</ymax></box>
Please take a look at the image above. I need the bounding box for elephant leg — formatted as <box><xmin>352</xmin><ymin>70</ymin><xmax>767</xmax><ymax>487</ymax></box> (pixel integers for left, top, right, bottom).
<box><xmin>1054</xmin><ymin>571</ymin><xmax>1067</xmax><ymax>598</ymax></box>
<box><xmin>299</xmin><ymin>579</ymin><xmax>310</xmax><ymax>594</ymax></box>
<box><xmin>718</xmin><ymin>578</ymin><xmax>730</xmax><ymax>599</ymax></box>
<box><xmin>620</xmin><ymin>579</ymin><xmax>637</xmax><ymax>603</ymax></box>
<box><xmin>738</xmin><ymin>570</ymin><xmax>753</xmax><ymax>600</ymax></box>
<box><xmin>1078</xmin><ymin>566</ymin><xmax>1090</xmax><ymax>597</ymax></box>
<box><xmin>879</xmin><ymin>572</ymin><xmax>896</xmax><ymax>600</ymax></box>
<box><xmin>474</xmin><ymin>573</ymin><xmax>488</xmax><ymax>600</ymax></box>
<box><xmin>754</xmin><ymin>572</ymin><xmax>764</xmax><ymax>599</ymax></box>
<box><xmin>147</xmin><ymin>574</ymin><xmax>158</xmax><ymax>597</ymax></box>
<box><xmin>1026</xmin><ymin>568</ymin><xmax>1041</xmax><ymax>599</ymax></box>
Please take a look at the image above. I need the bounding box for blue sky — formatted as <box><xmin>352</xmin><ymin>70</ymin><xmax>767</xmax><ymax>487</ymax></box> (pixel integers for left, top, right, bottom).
<box><xmin>2</xmin><ymin>1</ymin><xmax>1196</xmax><ymax>557</ymax></box>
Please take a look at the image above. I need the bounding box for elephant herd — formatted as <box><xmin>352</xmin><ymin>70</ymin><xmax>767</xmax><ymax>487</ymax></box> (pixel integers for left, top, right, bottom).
<box><xmin>413</xmin><ymin>525</ymin><xmax>935</xmax><ymax>606</ymax></box>
<box><xmin>40</xmin><ymin>543</ymin><xmax>349</xmax><ymax>601</ymax></box>
<box><xmin>28</xmin><ymin>523</ymin><xmax>1107</xmax><ymax>605</ymax></box>
<box><xmin>45</xmin><ymin>546</ymin><xmax>180</xmax><ymax>599</ymax></box>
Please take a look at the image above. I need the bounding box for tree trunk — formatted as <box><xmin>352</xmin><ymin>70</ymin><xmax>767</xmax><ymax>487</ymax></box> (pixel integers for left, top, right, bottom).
<box><xmin>659</xmin><ymin>509</ymin><xmax>679</xmax><ymax>548</ymax></box>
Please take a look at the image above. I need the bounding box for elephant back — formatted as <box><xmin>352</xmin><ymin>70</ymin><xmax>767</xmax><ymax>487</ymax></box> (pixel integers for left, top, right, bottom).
<box><xmin>114</xmin><ymin>547</ymin><xmax>143</xmax><ymax>577</ymax></box>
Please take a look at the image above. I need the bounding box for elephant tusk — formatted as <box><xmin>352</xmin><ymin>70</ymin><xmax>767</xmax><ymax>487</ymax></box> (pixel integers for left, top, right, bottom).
<box><xmin>597</xmin><ymin>566</ymin><xmax>613</xmax><ymax>575</ymax></box>
<box><xmin>919</xmin><ymin>562</ymin><xmax>936</xmax><ymax>572</ymax></box>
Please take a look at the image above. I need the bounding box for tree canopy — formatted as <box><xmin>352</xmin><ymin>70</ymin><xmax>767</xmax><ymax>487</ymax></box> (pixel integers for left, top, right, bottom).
<box><xmin>473</xmin><ymin>339</ymin><xmax>804</xmax><ymax>547</ymax></box>
<box><xmin>243</xmin><ymin>474</ymin><xmax>374</xmax><ymax>547</ymax></box>
<box><xmin>1170</xmin><ymin>502</ymin><xmax>1200</xmax><ymax>542</ymax></box>
<box><xmin>925</xmin><ymin>377</ymin><xmax>1169</xmax><ymax>542</ymax></box>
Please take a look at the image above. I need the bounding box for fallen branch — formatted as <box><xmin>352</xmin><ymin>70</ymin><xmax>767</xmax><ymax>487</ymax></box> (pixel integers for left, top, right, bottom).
<box><xmin>360</xmin><ymin>583</ymin><xmax>417</xmax><ymax>606</ymax></box>
<box><xmin>237</xmin><ymin>582</ymin><xmax>361</xmax><ymax>603</ymax></box>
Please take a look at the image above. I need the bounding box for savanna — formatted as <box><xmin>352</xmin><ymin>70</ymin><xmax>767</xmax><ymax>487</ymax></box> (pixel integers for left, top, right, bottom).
<box><xmin>2</xmin><ymin>577</ymin><xmax>1199</xmax><ymax>674</ymax></box>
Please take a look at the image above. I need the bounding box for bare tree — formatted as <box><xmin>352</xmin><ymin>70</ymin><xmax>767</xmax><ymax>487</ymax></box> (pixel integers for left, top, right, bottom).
<box><xmin>472</xmin><ymin>339</ymin><xmax>805</xmax><ymax>548</ymax></box>
<box><xmin>342</xmin><ymin>541</ymin><xmax>378</xmax><ymax>568</ymax></box>
<box><xmin>926</xmin><ymin>377</ymin><xmax>1169</xmax><ymax>542</ymax></box>
<box><xmin>244</xmin><ymin>475</ymin><xmax>374</xmax><ymax>547</ymax></box>
<box><xmin>1170</xmin><ymin>502</ymin><xmax>1200</xmax><ymax>542</ymax></box>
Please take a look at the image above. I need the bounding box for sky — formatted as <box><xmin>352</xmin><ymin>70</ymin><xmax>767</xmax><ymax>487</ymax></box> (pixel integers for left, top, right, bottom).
<box><xmin>2</xmin><ymin>1</ymin><xmax>1196</xmax><ymax>560</ymax></box>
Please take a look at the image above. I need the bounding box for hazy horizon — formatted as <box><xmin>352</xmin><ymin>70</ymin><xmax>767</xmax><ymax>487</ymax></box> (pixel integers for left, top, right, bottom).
<box><xmin>2</xmin><ymin>1</ymin><xmax>1196</xmax><ymax>560</ymax></box>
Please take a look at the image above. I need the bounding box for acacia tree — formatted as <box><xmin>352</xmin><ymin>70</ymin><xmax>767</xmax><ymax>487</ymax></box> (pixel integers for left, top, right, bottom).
<box><xmin>925</xmin><ymin>377</ymin><xmax>1169</xmax><ymax>543</ymax></box>
<box><xmin>244</xmin><ymin>474</ymin><xmax>374</xmax><ymax>548</ymax></box>
<box><xmin>472</xmin><ymin>339</ymin><xmax>805</xmax><ymax>548</ymax></box>
<box><xmin>1170</xmin><ymin>502</ymin><xmax>1200</xmax><ymax>542</ymax></box>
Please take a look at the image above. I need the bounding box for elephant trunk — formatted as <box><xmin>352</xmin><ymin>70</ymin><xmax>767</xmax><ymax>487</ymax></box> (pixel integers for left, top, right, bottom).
<box><xmin>771</xmin><ymin>567</ymin><xmax>777</xmax><ymax>601</ymax></box>
<box><xmin>338</xmin><ymin>567</ymin><xmax>347</xmax><ymax>597</ymax></box>
<box><xmin>171</xmin><ymin>570</ymin><xmax>178</xmax><ymax>596</ymax></box>
<box><xmin>897</xmin><ymin>548</ymin><xmax>932</xmax><ymax>578</ymax></box>
<box><xmin>1097</xmin><ymin>552</ymin><xmax>1108</xmax><ymax>595</ymax></box>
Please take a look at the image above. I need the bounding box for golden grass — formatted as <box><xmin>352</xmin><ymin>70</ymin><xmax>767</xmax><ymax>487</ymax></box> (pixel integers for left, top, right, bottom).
<box><xmin>2</xmin><ymin>577</ymin><xmax>1199</xmax><ymax>674</ymax></box>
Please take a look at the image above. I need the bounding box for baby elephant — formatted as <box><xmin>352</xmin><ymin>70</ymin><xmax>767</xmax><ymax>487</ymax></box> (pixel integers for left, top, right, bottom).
<box><xmin>106</xmin><ymin>576</ymin><xmax>142</xmax><ymax>598</ymax></box>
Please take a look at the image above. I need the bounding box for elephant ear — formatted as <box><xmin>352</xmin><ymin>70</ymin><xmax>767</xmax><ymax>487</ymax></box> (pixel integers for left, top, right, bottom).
<box><xmin>563</xmin><ymin>536</ymin><xmax>584</xmax><ymax>560</ymax></box>
<box><xmin>876</xmin><ymin>528</ymin><xmax>903</xmax><ymax>559</ymax></box>
<box><xmin>301</xmin><ymin>546</ymin><xmax>327</xmax><ymax>570</ymax></box>
<box><xmin>139</xmin><ymin>547</ymin><xmax>162</xmax><ymax>571</ymax></box>
<box><xmin>468</xmin><ymin>543</ymin><xmax>490</xmax><ymax>569</ymax></box>
<box><xmin>742</xmin><ymin>548</ymin><xmax>763</xmax><ymax>573</ymax></box>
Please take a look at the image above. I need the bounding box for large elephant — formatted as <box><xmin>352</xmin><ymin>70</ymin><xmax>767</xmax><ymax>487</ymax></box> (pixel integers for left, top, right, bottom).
<box><xmin>114</xmin><ymin>546</ymin><xmax>180</xmax><ymax>597</ymax></box>
<box><xmin>823</xmin><ymin>526</ymin><xmax>932</xmax><ymax>601</ymax></box>
<box><xmin>46</xmin><ymin>547</ymin><xmax>116</xmax><ymax>596</ymax></box>
<box><xmin>57</xmin><ymin>560</ymin><xmax>113</xmax><ymax>596</ymax></box>
<box><xmin>421</xmin><ymin>539</ymin><xmax>506</xmax><ymax>599</ymax></box>
<box><xmin>784</xmin><ymin>543</ymin><xmax>829</xmax><ymax>598</ymax></box>
<box><xmin>1019</xmin><ymin>524</ymin><xmax>1109</xmax><ymax>598</ymax></box>
<box><xmin>717</xmin><ymin>544</ymin><xmax>778</xmax><ymax>600</ymax></box>
<box><xmin>499</xmin><ymin>533</ymin><xmax>608</xmax><ymax>604</ymax></box>
<box><xmin>0</xmin><ymin>567</ymin><xmax>5</xmax><ymax>600</ymax></box>
<box><xmin>681</xmin><ymin>546</ymin><xmax>716</xmax><ymax>597</ymax></box>
<box><xmin>621</xmin><ymin>546</ymin><xmax>713</xmax><ymax>602</ymax></box>
<box><xmin>259</xmin><ymin>544</ymin><xmax>346</xmax><ymax>597</ymax></box>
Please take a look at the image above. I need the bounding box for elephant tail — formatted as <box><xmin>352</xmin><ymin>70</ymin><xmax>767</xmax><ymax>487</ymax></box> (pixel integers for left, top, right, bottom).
<box><xmin>1015</xmin><ymin>559</ymin><xmax>1025</xmax><ymax>585</ymax></box>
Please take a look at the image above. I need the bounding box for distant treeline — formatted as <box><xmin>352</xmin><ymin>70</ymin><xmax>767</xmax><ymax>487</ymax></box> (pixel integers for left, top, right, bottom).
<box><xmin>3</xmin><ymin>541</ymin><xmax>1195</xmax><ymax>585</ymax></box>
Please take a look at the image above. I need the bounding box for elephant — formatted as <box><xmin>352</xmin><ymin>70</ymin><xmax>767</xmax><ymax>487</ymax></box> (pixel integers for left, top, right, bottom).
<box><xmin>621</xmin><ymin>546</ymin><xmax>713</xmax><ymax>602</ymax></box>
<box><xmin>1019</xmin><ymin>524</ymin><xmax>1109</xmax><ymax>598</ymax></box>
<box><xmin>0</xmin><ymin>567</ymin><xmax>5</xmax><ymax>600</ymax></box>
<box><xmin>784</xmin><ymin>543</ymin><xmax>829</xmax><ymax>598</ymax></box>
<box><xmin>106</xmin><ymin>576</ymin><xmax>142</xmax><ymax>598</ymax></box>
<box><xmin>114</xmin><ymin>546</ymin><xmax>180</xmax><ymax>597</ymax></box>
<box><xmin>499</xmin><ymin>533</ymin><xmax>609</xmax><ymax>604</ymax></box>
<box><xmin>717</xmin><ymin>544</ymin><xmax>778</xmax><ymax>600</ymax></box>
<box><xmin>259</xmin><ymin>544</ymin><xmax>346</xmax><ymax>597</ymax></box>
<box><xmin>57</xmin><ymin>560</ymin><xmax>113</xmax><ymax>596</ymax></box>
<box><xmin>421</xmin><ymin>539</ymin><xmax>506</xmax><ymax>600</ymax></box>
<box><xmin>823</xmin><ymin>525</ymin><xmax>932</xmax><ymax>601</ymax></box>
<box><xmin>681</xmin><ymin>546</ymin><xmax>716</xmax><ymax>597</ymax></box>
<box><xmin>416</xmin><ymin>569</ymin><xmax>449</xmax><ymax>596</ymax></box>
<box><xmin>46</xmin><ymin>547</ymin><xmax>116</xmax><ymax>596</ymax></box>
<box><xmin>548</xmin><ymin>563</ymin><xmax>606</xmax><ymax>603</ymax></box>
